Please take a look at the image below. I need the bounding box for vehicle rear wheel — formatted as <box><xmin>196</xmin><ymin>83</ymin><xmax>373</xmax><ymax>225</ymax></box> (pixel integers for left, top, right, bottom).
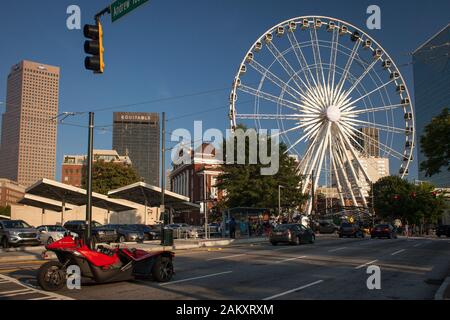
<box><xmin>37</xmin><ymin>261</ymin><xmax>66</xmax><ymax>291</ymax></box>
<box><xmin>152</xmin><ymin>256</ymin><xmax>174</xmax><ymax>282</ymax></box>
<box><xmin>47</xmin><ymin>237</ymin><xmax>54</xmax><ymax>245</ymax></box>
<box><xmin>119</xmin><ymin>235</ymin><xmax>126</xmax><ymax>243</ymax></box>
<box><xmin>1</xmin><ymin>237</ymin><xmax>9</xmax><ymax>249</ymax></box>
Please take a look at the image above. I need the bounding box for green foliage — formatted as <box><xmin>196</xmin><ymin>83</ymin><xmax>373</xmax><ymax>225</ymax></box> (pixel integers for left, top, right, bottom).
<box><xmin>81</xmin><ymin>160</ymin><xmax>142</xmax><ymax>195</ymax></box>
<box><xmin>0</xmin><ymin>206</ymin><xmax>11</xmax><ymax>217</ymax></box>
<box><xmin>371</xmin><ymin>176</ymin><xmax>446</xmax><ymax>224</ymax></box>
<box><xmin>420</xmin><ymin>107</ymin><xmax>450</xmax><ymax>177</ymax></box>
<box><xmin>216</xmin><ymin>125</ymin><xmax>308</xmax><ymax>212</ymax></box>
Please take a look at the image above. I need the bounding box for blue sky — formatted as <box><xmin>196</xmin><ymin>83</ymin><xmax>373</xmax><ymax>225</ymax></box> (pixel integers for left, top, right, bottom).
<box><xmin>0</xmin><ymin>0</ymin><xmax>449</xmax><ymax>181</ymax></box>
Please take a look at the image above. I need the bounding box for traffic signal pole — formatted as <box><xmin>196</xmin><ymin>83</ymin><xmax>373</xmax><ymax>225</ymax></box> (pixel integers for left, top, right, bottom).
<box><xmin>86</xmin><ymin>112</ymin><xmax>94</xmax><ymax>248</ymax></box>
<box><xmin>160</xmin><ymin>112</ymin><xmax>166</xmax><ymax>245</ymax></box>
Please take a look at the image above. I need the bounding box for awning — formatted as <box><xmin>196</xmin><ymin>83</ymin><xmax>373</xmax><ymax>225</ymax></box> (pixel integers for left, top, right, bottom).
<box><xmin>108</xmin><ymin>182</ymin><xmax>200</xmax><ymax>210</ymax></box>
<box><xmin>26</xmin><ymin>178</ymin><xmax>137</xmax><ymax>212</ymax></box>
<box><xmin>18</xmin><ymin>194</ymin><xmax>75</xmax><ymax>212</ymax></box>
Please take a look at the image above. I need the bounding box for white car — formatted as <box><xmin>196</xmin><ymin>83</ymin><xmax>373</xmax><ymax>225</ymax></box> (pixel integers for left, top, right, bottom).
<box><xmin>36</xmin><ymin>225</ymin><xmax>76</xmax><ymax>245</ymax></box>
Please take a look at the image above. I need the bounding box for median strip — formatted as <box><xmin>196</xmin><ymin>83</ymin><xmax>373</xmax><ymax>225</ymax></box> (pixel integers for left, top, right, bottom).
<box><xmin>207</xmin><ymin>254</ymin><xmax>246</xmax><ymax>261</ymax></box>
<box><xmin>262</xmin><ymin>280</ymin><xmax>324</xmax><ymax>300</ymax></box>
<box><xmin>391</xmin><ymin>249</ymin><xmax>406</xmax><ymax>256</ymax></box>
<box><xmin>160</xmin><ymin>271</ymin><xmax>233</xmax><ymax>286</ymax></box>
<box><xmin>355</xmin><ymin>260</ymin><xmax>378</xmax><ymax>270</ymax></box>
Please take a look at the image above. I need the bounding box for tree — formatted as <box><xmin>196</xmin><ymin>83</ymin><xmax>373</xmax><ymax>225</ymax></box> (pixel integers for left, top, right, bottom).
<box><xmin>371</xmin><ymin>176</ymin><xmax>446</xmax><ymax>225</ymax></box>
<box><xmin>0</xmin><ymin>206</ymin><xmax>11</xmax><ymax>217</ymax></box>
<box><xmin>81</xmin><ymin>160</ymin><xmax>142</xmax><ymax>195</ymax></box>
<box><xmin>216</xmin><ymin>125</ymin><xmax>308</xmax><ymax>214</ymax></box>
<box><xmin>420</xmin><ymin>108</ymin><xmax>450</xmax><ymax>177</ymax></box>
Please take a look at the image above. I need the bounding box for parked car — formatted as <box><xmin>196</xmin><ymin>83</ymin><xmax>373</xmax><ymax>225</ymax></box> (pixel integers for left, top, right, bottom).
<box><xmin>0</xmin><ymin>220</ymin><xmax>40</xmax><ymax>248</ymax></box>
<box><xmin>104</xmin><ymin>224</ymin><xmax>144</xmax><ymax>243</ymax></box>
<box><xmin>338</xmin><ymin>222</ymin><xmax>365</xmax><ymax>238</ymax></box>
<box><xmin>318</xmin><ymin>221</ymin><xmax>339</xmax><ymax>234</ymax></box>
<box><xmin>269</xmin><ymin>223</ymin><xmax>315</xmax><ymax>246</ymax></box>
<box><xmin>36</xmin><ymin>225</ymin><xmax>76</xmax><ymax>245</ymax></box>
<box><xmin>127</xmin><ymin>224</ymin><xmax>161</xmax><ymax>240</ymax></box>
<box><xmin>371</xmin><ymin>224</ymin><xmax>398</xmax><ymax>239</ymax></box>
<box><xmin>63</xmin><ymin>220</ymin><xmax>117</xmax><ymax>245</ymax></box>
<box><xmin>166</xmin><ymin>223</ymin><xmax>199</xmax><ymax>238</ymax></box>
<box><xmin>436</xmin><ymin>225</ymin><xmax>450</xmax><ymax>238</ymax></box>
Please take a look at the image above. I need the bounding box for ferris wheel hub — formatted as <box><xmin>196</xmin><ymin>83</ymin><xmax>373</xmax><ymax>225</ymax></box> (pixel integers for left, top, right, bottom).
<box><xmin>326</xmin><ymin>105</ymin><xmax>341</xmax><ymax>122</ymax></box>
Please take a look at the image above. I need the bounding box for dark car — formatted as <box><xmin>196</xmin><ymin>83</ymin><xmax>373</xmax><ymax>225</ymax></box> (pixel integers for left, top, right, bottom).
<box><xmin>371</xmin><ymin>224</ymin><xmax>398</xmax><ymax>239</ymax></box>
<box><xmin>104</xmin><ymin>224</ymin><xmax>144</xmax><ymax>243</ymax></box>
<box><xmin>63</xmin><ymin>220</ymin><xmax>117</xmax><ymax>245</ymax></box>
<box><xmin>126</xmin><ymin>224</ymin><xmax>161</xmax><ymax>240</ymax></box>
<box><xmin>269</xmin><ymin>224</ymin><xmax>315</xmax><ymax>246</ymax></box>
<box><xmin>339</xmin><ymin>222</ymin><xmax>365</xmax><ymax>238</ymax></box>
<box><xmin>318</xmin><ymin>221</ymin><xmax>339</xmax><ymax>234</ymax></box>
<box><xmin>436</xmin><ymin>225</ymin><xmax>450</xmax><ymax>237</ymax></box>
<box><xmin>0</xmin><ymin>220</ymin><xmax>40</xmax><ymax>248</ymax></box>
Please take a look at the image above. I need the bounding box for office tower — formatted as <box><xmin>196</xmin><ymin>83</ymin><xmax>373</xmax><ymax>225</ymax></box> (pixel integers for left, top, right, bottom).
<box><xmin>354</xmin><ymin>127</ymin><xmax>380</xmax><ymax>157</ymax></box>
<box><xmin>413</xmin><ymin>24</ymin><xmax>450</xmax><ymax>188</ymax></box>
<box><xmin>112</xmin><ymin>112</ymin><xmax>160</xmax><ymax>186</ymax></box>
<box><xmin>0</xmin><ymin>60</ymin><xmax>60</xmax><ymax>187</ymax></box>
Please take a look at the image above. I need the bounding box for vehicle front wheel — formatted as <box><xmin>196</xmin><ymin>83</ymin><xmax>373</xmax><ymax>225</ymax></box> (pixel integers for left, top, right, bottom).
<box><xmin>119</xmin><ymin>235</ymin><xmax>126</xmax><ymax>243</ymax></box>
<box><xmin>47</xmin><ymin>237</ymin><xmax>54</xmax><ymax>245</ymax></box>
<box><xmin>37</xmin><ymin>261</ymin><xmax>66</xmax><ymax>291</ymax></box>
<box><xmin>152</xmin><ymin>256</ymin><xmax>174</xmax><ymax>282</ymax></box>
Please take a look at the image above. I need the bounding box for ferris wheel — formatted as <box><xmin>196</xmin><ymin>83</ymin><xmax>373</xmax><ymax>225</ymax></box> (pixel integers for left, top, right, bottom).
<box><xmin>229</xmin><ymin>16</ymin><xmax>415</xmax><ymax>214</ymax></box>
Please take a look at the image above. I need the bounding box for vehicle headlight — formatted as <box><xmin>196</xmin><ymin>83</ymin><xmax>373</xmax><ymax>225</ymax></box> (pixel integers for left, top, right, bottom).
<box><xmin>9</xmin><ymin>231</ymin><xmax>20</xmax><ymax>236</ymax></box>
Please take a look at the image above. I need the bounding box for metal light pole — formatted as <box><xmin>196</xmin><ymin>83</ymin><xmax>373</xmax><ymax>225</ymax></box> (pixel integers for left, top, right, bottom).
<box><xmin>86</xmin><ymin>112</ymin><xmax>94</xmax><ymax>248</ymax></box>
<box><xmin>204</xmin><ymin>172</ymin><xmax>208</xmax><ymax>239</ymax></box>
<box><xmin>311</xmin><ymin>169</ymin><xmax>316</xmax><ymax>219</ymax></box>
<box><xmin>278</xmin><ymin>185</ymin><xmax>284</xmax><ymax>220</ymax></box>
<box><xmin>160</xmin><ymin>112</ymin><xmax>166</xmax><ymax>245</ymax></box>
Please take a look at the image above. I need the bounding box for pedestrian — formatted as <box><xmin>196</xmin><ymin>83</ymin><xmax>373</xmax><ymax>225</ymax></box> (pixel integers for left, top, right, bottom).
<box><xmin>404</xmin><ymin>223</ymin><xmax>409</xmax><ymax>237</ymax></box>
<box><xmin>229</xmin><ymin>217</ymin><xmax>236</xmax><ymax>239</ymax></box>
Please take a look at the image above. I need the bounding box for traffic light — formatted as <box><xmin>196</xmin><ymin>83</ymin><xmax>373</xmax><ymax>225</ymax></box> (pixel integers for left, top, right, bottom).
<box><xmin>83</xmin><ymin>22</ymin><xmax>104</xmax><ymax>73</ymax></box>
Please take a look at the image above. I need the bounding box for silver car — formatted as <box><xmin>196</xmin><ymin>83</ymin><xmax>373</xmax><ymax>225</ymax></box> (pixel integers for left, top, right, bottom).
<box><xmin>36</xmin><ymin>225</ymin><xmax>76</xmax><ymax>245</ymax></box>
<box><xmin>0</xmin><ymin>220</ymin><xmax>40</xmax><ymax>248</ymax></box>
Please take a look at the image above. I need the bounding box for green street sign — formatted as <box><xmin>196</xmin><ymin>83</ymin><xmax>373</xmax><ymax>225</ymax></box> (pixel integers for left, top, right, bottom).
<box><xmin>110</xmin><ymin>0</ymin><xmax>149</xmax><ymax>22</ymax></box>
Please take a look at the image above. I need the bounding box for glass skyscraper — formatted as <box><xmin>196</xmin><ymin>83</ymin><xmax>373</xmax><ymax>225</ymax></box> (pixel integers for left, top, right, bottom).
<box><xmin>112</xmin><ymin>112</ymin><xmax>160</xmax><ymax>186</ymax></box>
<box><xmin>413</xmin><ymin>24</ymin><xmax>450</xmax><ymax>188</ymax></box>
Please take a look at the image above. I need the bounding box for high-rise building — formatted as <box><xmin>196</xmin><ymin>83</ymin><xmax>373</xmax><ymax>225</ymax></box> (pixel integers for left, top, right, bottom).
<box><xmin>112</xmin><ymin>112</ymin><xmax>160</xmax><ymax>186</ymax></box>
<box><xmin>61</xmin><ymin>150</ymin><xmax>132</xmax><ymax>187</ymax></box>
<box><xmin>0</xmin><ymin>61</ymin><xmax>60</xmax><ymax>187</ymax></box>
<box><xmin>413</xmin><ymin>24</ymin><xmax>450</xmax><ymax>188</ymax></box>
<box><xmin>354</xmin><ymin>127</ymin><xmax>380</xmax><ymax>157</ymax></box>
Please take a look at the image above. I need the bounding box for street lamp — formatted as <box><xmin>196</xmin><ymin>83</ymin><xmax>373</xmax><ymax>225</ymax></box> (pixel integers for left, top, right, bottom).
<box><xmin>278</xmin><ymin>185</ymin><xmax>285</xmax><ymax>219</ymax></box>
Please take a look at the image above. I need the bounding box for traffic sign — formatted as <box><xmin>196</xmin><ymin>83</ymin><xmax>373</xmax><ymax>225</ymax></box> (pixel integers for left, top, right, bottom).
<box><xmin>110</xmin><ymin>0</ymin><xmax>149</xmax><ymax>22</ymax></box>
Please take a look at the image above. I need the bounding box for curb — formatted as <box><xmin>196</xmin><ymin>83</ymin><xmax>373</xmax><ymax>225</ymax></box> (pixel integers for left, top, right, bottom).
<box><xmin>435</xmin><ymin>276</ymin><xmax>450</xmax><ymax>300</ymax></box>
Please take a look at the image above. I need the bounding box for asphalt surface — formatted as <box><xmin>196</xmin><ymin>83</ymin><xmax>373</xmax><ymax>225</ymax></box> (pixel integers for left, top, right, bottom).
<box><xmin>0</xmin><ymin>235</ymin><xmax>449</xmax><ymax>300</ymax></box>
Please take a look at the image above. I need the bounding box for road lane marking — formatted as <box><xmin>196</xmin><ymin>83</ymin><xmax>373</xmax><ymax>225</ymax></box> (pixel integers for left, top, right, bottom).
<box><xmin>413</xmin><ymin>243</ymin><xmax>422</xmax><ymax>247</ymax></box>
<box><xmin>262</xmin><ymin>280</ymin><xmax>324</xmax><ymax>300</ymax></box>
<box><xmin>328</xmin><ymin>247</ymin><xmax>347</xmax><ymax>252</ymax></box>
<box><xmin>391</xmin><ymin>249</ymin><xmax>406</xmax><ymax>256</ymax></box>
<box><xmin>207</xmin><ymin>254</ymin><xmax>246</xmax><ymax>261</ymax></box>
<box><xmin>355</xmin><ymin>260</ymin><xmax>378</xmax><ymax>270</ymax></box>
<box><xmin>160</xmin><ymin>271</ymin><xmax>233</xmax><ymax>286</ymax></box>
<box><xmin>275</xmin><ymin>256</ymin><xmax>307</xmax><ymax>264</ymax></box>
<box><xmin>0</xmin><ymin>273</ymin><xmax>72</xmax><ymax>300</ymax></box>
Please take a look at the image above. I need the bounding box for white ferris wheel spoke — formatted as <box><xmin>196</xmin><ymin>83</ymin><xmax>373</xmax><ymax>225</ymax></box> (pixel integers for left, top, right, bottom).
<box><xmin>342</xmin><ymin>103</ymin><xmax>405</xmax><ymax>116</ymax></box>
<box><xmin>328</xmin><ymin>25</ymin><xmax>340</xmax><ymax>91</ymax></box>
<box><xmin>265</xmin><ymin>41</ymin><xmax>306</xmax><ymax>93</ymax></box>
<box><xmin>329</xmin><ymin>133</ymin><xmax>346</xmax><ymax>206</ymax></box>
<box><xmin>309</xmin><ymin>26</ymin><xmax>327</xmax><ymax>87</ymax></box>
<box><xmin>344</xmin><ymin>118</ymin><xmax>408</xmax><ymax>134</ymax></box>
<box><xmin>340</xmin><ymin>58</ymin><xmax>379</xmax><ymax>102</ymax></box>
<box><xmin>248</xmin><ymin>59</ymin><xmax>304</xmax><ymax>101</ymax></box>
<box><xmin>339</xmin><ymin>122</ymin><xmax>404</xmax><ymax>159</ymax></box>
<box><xmin>238</xmin><ymin>84</ymin><xmax>300</xmax><ymax>112</ymax></box>
<box><xmin>312</xmin><ymin>122</ymin><xmax>332</xmax><ymax>191</ymax></box>
<box><xmin>286</xmin><ymin>29</ymin><xmax>318</xmax><ymax>89</ymax></box>
<box><xmin>335</xmin><ymin>40</ymin><xmax>361</xmax><ymax>94</ymax></box>
<box><xmin>235</xmin><ymin>113</ymin><xmax>310</xmax><ymax>120</ymax></box>
<box><xmin>341</xmin><ymin>78</ymin><xmax>396</xmax><ymax>111</ymax></box>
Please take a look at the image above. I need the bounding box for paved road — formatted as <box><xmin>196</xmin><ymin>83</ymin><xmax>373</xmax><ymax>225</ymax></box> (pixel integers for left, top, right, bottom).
<box><xmin>0</xmin><ymin>235</ymin><xmax>449</xmax><ymax>300</ymax></box>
